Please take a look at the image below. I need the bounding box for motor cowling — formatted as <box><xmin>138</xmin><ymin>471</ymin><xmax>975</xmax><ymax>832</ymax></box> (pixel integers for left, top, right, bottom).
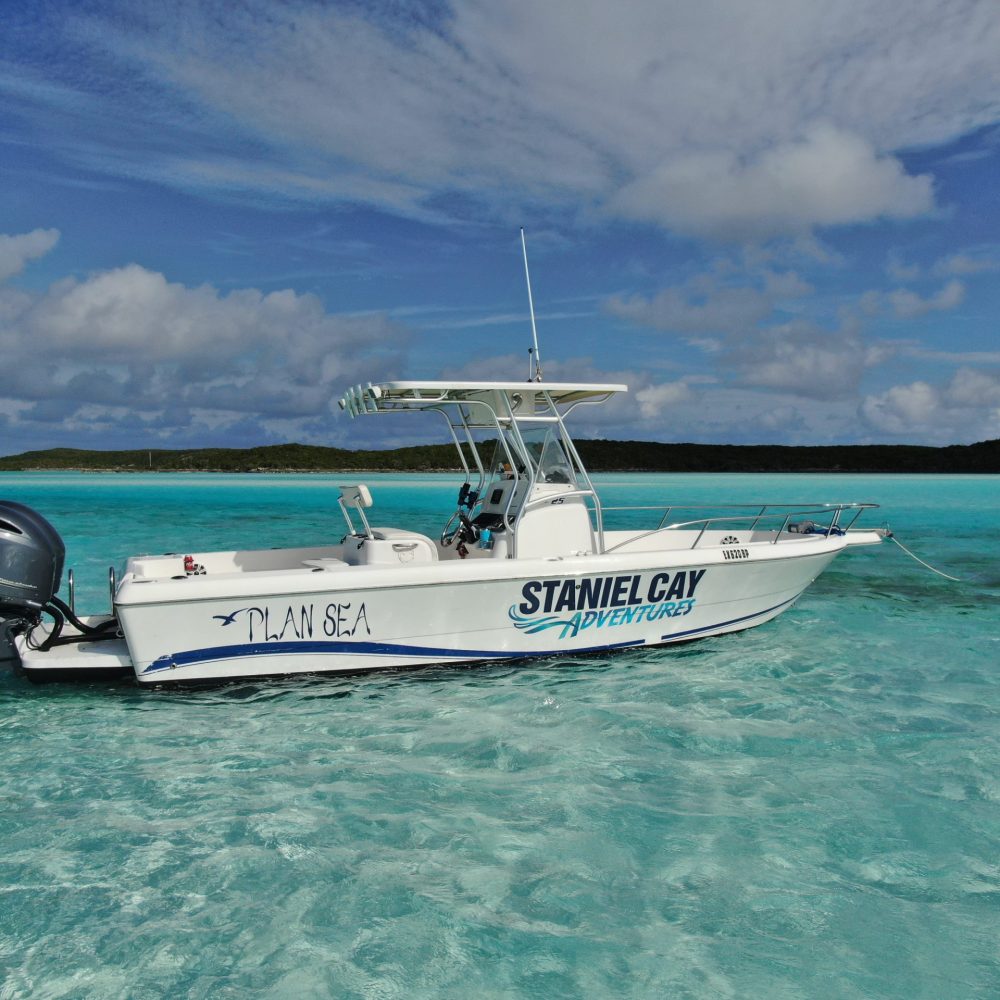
<box><xmin>0</xmin><ymin>501</ymin><xmax>65</xmax><ymax>618</ymax></box>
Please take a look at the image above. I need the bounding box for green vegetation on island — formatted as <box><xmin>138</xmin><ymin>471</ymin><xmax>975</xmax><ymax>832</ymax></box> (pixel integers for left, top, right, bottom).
<box><xmin>1</xmin><ymin>438</ymin><xmax>998</xmax><ymax>473</ymax></box>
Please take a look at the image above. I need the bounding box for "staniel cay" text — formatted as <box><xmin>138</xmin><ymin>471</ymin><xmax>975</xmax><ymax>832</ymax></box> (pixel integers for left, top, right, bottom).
<box><xmin>510</xmin><ymin>570</ymin><xmax>707</xmax><ymax>640</ymax></box>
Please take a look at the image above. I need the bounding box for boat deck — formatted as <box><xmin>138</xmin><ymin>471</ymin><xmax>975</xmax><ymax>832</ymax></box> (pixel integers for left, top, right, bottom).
<box><xmin>16</xmin><ymin>617</ymin><xmax>132</xmax><ymax>681</ymax></box>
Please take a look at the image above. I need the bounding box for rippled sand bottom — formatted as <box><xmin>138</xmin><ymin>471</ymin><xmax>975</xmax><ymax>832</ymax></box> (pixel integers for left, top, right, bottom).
<box><xmin>2</xmin><ymin>472</ymin><xmax>998</xmax><ymax>998</ymax></box>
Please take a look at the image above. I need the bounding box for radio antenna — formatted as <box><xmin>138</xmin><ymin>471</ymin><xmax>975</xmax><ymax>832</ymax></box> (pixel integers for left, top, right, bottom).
<box><xmin>520</xmin><ymin>227</ymin><xmax>543</xmax><ymax>382</ymax></box>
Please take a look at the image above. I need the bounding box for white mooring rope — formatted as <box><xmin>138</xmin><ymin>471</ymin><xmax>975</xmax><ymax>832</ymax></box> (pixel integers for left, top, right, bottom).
<box><xmin>887</xmin><ymin>534</ymin><xmax>965</xmax><ymax>583</ymax></box>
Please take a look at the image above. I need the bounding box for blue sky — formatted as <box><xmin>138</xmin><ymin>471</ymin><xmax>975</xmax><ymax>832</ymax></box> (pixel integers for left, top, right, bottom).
<box><xmin>2</xmin><ymin>0</ymin><xmax>1000</xmax><ymax>454</ymax></box>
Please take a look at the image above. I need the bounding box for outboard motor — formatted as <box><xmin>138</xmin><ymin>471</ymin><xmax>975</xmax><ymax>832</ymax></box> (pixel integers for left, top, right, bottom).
<box><xmin>0</xmin><ymin>501</ymin><xmax>117</xmax><ymax>654</ymax></box>
<box><xmin>0</xmin><ymin>500</ymin><xmax>65</xmax><ymax>619</ymax></box>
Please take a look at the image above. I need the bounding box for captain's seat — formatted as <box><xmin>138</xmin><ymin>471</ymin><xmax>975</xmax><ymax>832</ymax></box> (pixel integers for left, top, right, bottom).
<box><xmin>337</xmin><ymin>484</ymin><xmax>437</xmax><ymax>564</ymax></box>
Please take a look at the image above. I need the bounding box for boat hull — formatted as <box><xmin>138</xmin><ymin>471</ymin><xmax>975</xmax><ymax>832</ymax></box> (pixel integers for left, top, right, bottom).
<box><xmin>113</xmin><ymin>542</ymin><xmax>842</xmax><ymax>685</ymax></box>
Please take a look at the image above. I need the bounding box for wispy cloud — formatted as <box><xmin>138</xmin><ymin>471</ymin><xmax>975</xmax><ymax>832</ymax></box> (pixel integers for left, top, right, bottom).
<box><xmin>888</xmin><ymin>280</ymin><xmax>965</xmax><ymax>319</ymax></box>
<box><xmin>933</xmin><ymin>252</ymin><xmax>1000</xmax><ymax>276</ymax></box>
<box><xmin>7</xmin><ymin>2</ymin><xmax>1000</xmax><ymax>239</ymax></box>
<box><xmin>900</xmin><ymin>347</ymin><xmax>1000</xmax><ymax>363</ymax></box>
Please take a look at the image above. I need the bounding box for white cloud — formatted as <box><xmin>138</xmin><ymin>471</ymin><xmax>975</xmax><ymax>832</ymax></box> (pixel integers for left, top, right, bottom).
<box><xmin>627</xmin><ymin>385</ymin><xmax>876</xmax><ymax>445</ymax></box>
<box><xmin>606</xmin><ymin>264</ymin><xmax>810</xmax><ymax>336</ymax></box>
<box><xmin>887</xmin><ymin>250</ymin><xmax>1000</xmax><ymax>284</ymax></box>
<box><xmin>723</xmin><ymin>321</ymin><xmax>891</xmax><ymax>401</ymax></box>
<box><xmin>904</xmin><ymin>348</ymin><xmax>1000</xmax><ymax>364</ymax></box>
<box><xmin>608</xmin><ymin>284</ymin><xmax>775</xmax><ymax>337</ymax></box>
<box><xmin>606</xmin><ymin>258</ymin><xmax>898</xmax><ymax>401</ymax></box>
<box><xmin>861</xmin><ymin>381</ymin><xmax>941</xmax><ymax>433</ymax></box>
<box><xmin>861</xmin><ymin>368</ymin><xmax>1000</xmax><ymax>441</ymax></box>
<box><xmin>635</xmin><ymin>381</ymin><xmax>693</xmax><ymax>418</ymax></box>
<box><xmin>945</xmin><ymin>367</ymin><xmax>1000</xmax><ymax>407</ymax></box>
<box><xmin>888</xmin><ymin>279</ymin><xmax>965</xmax><ymax>318</ymax></box>
<box><xmin>0</xmin><ymin>249</ymin><xmax>410</xmax><ymax>442</ymax></box>
<box><xmin>608</xmin><ymin>124</ymin><xmax>934</xmax><ymax>240</ymax></box>
<box><xmin>0</xmin><ymin>229</ymin><xmax>60</xmax><ymax>282</ymax></box>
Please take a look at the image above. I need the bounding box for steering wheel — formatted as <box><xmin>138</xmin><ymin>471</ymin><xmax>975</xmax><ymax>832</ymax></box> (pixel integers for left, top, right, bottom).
<box><xmin>459</xmin><ymin>511</ymin><xmax>479</xmax><ymax>542</ymax></box>
<box><xmin>440</xmin><ymin>510</ymin><xmax>479</xmax><ymax>547</ymax></box>
<box><xmin>440</xmin><ymin>511</ymin><xmax>460</xmax><ymax>546</ymax></box>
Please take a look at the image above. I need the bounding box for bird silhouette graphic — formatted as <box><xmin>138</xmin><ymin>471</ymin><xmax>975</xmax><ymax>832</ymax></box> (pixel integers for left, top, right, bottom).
<box><xmin>212</xmin><ymin>608</ymin><xmax>250</xmax><ymax>627</ymax></box>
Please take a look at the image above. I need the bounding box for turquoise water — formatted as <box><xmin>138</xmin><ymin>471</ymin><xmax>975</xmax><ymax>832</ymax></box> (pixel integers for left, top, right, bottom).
<box><xmin>1</xmin><ymin>472</ymin><xmax>998</xmax><ymax>998</ymax></box>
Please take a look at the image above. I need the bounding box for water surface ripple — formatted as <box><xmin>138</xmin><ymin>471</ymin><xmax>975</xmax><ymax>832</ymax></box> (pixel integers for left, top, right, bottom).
<box><xmin>1</xmin><ymin>473</ymin><xmax>998</xmax><ymax>998</ymax></box>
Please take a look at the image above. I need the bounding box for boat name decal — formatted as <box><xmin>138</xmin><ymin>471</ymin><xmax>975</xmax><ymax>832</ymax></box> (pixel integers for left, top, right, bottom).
<box><xmin>212</xmin><ymin>602</ymin><xmax>371</xmax><ymax>643</ymax></box>
<box><xmin>509</xmin><ymin>570</ymin><xmax>706</xmax><ymax>640</ymax></box>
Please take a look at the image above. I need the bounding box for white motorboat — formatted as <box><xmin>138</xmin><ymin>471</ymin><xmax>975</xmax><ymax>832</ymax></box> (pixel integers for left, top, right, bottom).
<box><xmin>2</xmin><ymin>378</ymin><xmax>887</xmax><ymax>685</ymax></box>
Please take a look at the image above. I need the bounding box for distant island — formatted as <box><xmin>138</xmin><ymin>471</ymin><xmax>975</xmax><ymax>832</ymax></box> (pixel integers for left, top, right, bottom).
<box><xmin>1</xmin><ymin>439</ymin><xmax>998</xmax><ymax>473</ymax></box>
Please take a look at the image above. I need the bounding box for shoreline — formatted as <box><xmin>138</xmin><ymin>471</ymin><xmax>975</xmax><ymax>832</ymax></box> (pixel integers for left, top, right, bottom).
<box><xmin>2</xmin><ymin>438</ymin><xmax>998</xmax><ymax>475</ymax></box>
<box><xmin>2</xmin><ymin>466</ymin><xmax>997</xmax><ymax>476</ymax></box>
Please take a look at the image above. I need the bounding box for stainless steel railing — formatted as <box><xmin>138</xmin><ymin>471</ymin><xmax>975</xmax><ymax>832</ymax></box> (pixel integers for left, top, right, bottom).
<box><xmin>599</xmin><ymin>502</ymin><xmax>879</xmax><ymax>553</ymax></box>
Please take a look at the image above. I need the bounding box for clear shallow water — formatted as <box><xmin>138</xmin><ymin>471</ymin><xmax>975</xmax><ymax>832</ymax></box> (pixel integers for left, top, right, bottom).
<box><xmin>1</xmin><ymin>473</ymin><xmax>998</xmax><ymax>998</ymax></box>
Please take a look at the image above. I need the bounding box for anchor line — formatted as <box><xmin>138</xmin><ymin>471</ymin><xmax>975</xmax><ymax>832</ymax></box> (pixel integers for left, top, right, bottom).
<box><xmin>888</xmin><ymin>534</ymin><xmax>965</xmax><ymax>583</ymax></box>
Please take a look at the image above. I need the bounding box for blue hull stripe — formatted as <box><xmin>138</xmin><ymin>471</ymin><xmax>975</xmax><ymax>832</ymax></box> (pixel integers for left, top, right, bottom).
<box><xmin>142</xmin><ymin>594</ymin><xmax>803</xmax><ymax>675</ymax></box>
<box><xmin>143</xmin><ymin>637</ymin><xmax>646</xmax><ymax>674</ymax></box>
<box><xmin>661</xmin><ymin>594</ymin><xmax>801</xmax><ymax>642</ymax></box>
